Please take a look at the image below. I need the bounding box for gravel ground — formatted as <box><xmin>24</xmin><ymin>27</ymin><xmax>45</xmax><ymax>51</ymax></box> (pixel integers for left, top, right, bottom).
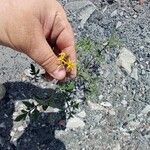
<box><xmin>0</xmin><ymin>0</ymin><xmax>150</xmax><ymax>150</ymax></box>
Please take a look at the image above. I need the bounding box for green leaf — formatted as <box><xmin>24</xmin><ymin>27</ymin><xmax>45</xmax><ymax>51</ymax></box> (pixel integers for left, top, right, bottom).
<box><xmin>31</xmin><ymin>108</ymin><xmax>40</xmax><ymax>120</ymax></box>
<box><xmin>66</xmin><ymin>81</ymin><xmax>75</xmax><ymax>91</ymax></box>
<box><xmin>15</xmin><ymin>113</ymin><xmax>27</xmax><ymax>122</ymax></box>
<box><xmin>73</xmin><ymin>103</ymin><xmax>79</xmax><ymax>109</ymax></box>
<box><xmin>34</xmin><ymin>96</ymin><xmax>49</xmax><ymax>106</ymax></box>
<box><xmin>30</xmin><ymin>72</ymin><xmax>36</xmax><ymax>75</ymax></box>
<box><xmin>42</xmin><ymin>105</ymin><xmax>48</xmax><ymax>111</ymax></box>
<box><xmin>30</xmin><ymin>64</ymin><xmax>36</xmax><ymax>74</ymax></box>
<box><xmin>21</xmin><ymin>110</ymin><xmax>28</xmax><ymax>114</ymax></box>
<box><xmin>70</xmin><ymin>101</ymin><xmax>74</xmax><ymax>106</ymax></box>
<box><xmin>22</xmin><ymin>101</ymin><xmax>34</xmax><ymax>109</ymax></box>
<box><xmin>36</xmin><ymin>69</ymin><xmax>40</xmax><ymax>75</ymax></box>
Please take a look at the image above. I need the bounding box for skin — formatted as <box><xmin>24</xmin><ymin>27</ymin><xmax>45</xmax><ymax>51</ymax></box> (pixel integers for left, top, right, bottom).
<box><xmin>0</xmin><ymin>0</ymin><xmax>76</xmax><ymax>80</ymax></box>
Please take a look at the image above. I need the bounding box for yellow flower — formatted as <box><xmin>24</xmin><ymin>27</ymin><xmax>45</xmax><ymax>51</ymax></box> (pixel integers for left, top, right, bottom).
<box><xmin>58</xmin><ymin>52</ymin><xmax>66</xmax><ymax>63</ymax></box>
<box><xmin>66</xmin><ymin>59</ymin><xmax>75</xmax><ymax>72</ymax></box>
<box><xmin>58</xmin><ymin>52</ymin><xmax>75</xmax><ymax>72</ymax></box>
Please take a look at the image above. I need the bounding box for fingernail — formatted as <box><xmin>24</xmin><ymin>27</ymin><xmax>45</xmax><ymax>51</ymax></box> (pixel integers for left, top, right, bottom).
<box><xmin>50</xmin><ymin>67</ymin><xmax>66</xmax><ymax>80</ymax></box>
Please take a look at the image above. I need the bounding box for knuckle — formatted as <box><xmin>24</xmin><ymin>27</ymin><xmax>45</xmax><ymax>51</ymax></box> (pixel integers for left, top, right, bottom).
<box><xmin>41</xmin><ymin>54</ymin><xmax>60</xmax><ymax>72</ymax></box>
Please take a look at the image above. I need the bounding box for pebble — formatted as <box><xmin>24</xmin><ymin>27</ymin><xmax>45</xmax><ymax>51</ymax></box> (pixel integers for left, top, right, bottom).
<box><xmin>128</xmin><ymin>121</ymin><xmax>140</xmax><ymax>130</ymax></box>
<box><xmin>10</xmin><ymin>131</ymin><xmax>15</xmax><ymax>137</ymax></box>
<box><xmin>77</xmin><ymin>111</ymin><xmax>86</xmax><ymax>118</ymax></box>
<box><xmin>87</xmin><ymin>101</ymin><xmax>103</xmax><ymax>111</ymax></box>
<box><xmin>141</xmin><ymin>105</ymin><xmax>150</xmax><ymax>115</ymax></box>
<box><xmin>133</xmin><ymin>14</ymin><xmax>138</xmax><ymax>18</ymax></box>
<box><xmin>24</xmin><ymin>69</ymin><xmax>35</xmax><ymax>78</ymax></box>
<box><xmin>141</xmin><ymin>70</ymin><xmax>146</xmax><ymax>75</ymax></box>
<box><xmin>100</xmin><ymin>102</ymin><xmax>112</xmax><ymax>107</ymax></box>
<box><xmin>66</xmin><ymin>117</ymin><xmax>85</xmax><ymax>129</ymax></box>
<box><xmin>113</xmin><ymin>143</ymin><xmax>121</xmax><ymax>150</ymax></box>
<box><xmin>131</xmin><ymin>68</ymin><xmax>138</xmax><ymax>80</ymax></box>
<box><xmin>65</xmin><ymin>0</ymin><xmax>96</xmax><ymax>28</ymax></box>
<box><xmin>98</xmin><ymin>95</ymin><xmax>104</xmax><ymax>100</ymax></box>
<box><xmin>117</xmin><ymin>47</ymin><xmax>136</xmax><ymax>74</ymax></box>
<box><xmin>121</xmin><ymin>100</ymin><xmax>128</xmax><ymax>107</ymax></box>
<box><xmin>111</xmin><ymin>10</ymin><xmax>118</xmax><ymax>17</ymax></box>
<box><xmin>108</xmin><ymin>109</ymin><xmax>116</xmax><ymax>116</ymax></box>
<box><xmin>120</xmin><ymin>11</ymin><xmax>124</xmax><ymax>16</ymax></box>
<box><xmin>18</xmin><ymin>126</ymin><xmax>25</xmax><ymax>132</ymax></box>
<box><xmin>145</xmin><ymin>38</ymin><xmax>150</xmax><ymax>44</ymax></box>
<box><xmin>116</xmin><ymin>21</ymin><xmax>122</xmax><ymax>29</ymax></box>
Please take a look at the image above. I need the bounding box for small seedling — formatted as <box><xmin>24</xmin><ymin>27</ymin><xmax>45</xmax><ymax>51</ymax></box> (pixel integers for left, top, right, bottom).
<box><xmin>106</xmin><ymin>34</ymin><xmax>122</xmax><ymax>48</ymax></box>
<box><xmin>30</xmin><ymin>64</ymin><xmax>40</xmax><ymax>82</ymax></box>
<box><xmin>16</xmin><ymin>39</ymin><xmax>104</xmax><ymax>122</ymax></box>
<box><xmin>15</xmin><ymin>80</ymin><xmax>79</xmax><ymax>121</ymax></box>
<box><xmin>76</xmin><ymin>38</ymin><xmax>94</xmax><ymax>52</ymax></box>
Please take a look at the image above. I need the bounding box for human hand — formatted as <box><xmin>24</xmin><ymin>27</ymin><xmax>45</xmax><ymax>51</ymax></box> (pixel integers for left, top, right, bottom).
<box><xmin>0</xmin><ymin>0</ymin><xmax>76</xmax><ymax>80</ymax></box>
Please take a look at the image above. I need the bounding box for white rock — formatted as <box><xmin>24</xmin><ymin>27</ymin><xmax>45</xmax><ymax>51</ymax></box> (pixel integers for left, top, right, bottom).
<box><xmin>109</xmin><ymin>109</ymin><xmax>116</xmax><ymax>116</ymax></box>
<box><xmin>116</xmin><ymin>21</ymin><xmax>122</xmax><ymax>29</ymax></box>
<box><xmin>87</xmin><ymin>101</ymin><xmax>104</xmax><ymax>111</ymax></box>
<box><xmin>74</xmin><ymin>98</ymin><xmax>82</xmax><ymax>103</ymax></box>
<box><xmin>131</xmin><ymin>68</ymin><xmax>138</xmax><ymax>80</ymax></box>
<box><xmin>111</xmin><ymin>10</ymin><xmax>118</xmax><ymax>17</ymax></box>
<box><xmin>121</xmin><ymin>100</ymin><xmax>128</xmax><ymax>107</ymax></box>
<box><xmin>141</xmin><ymin>105</ymin><xmax>150</xmax><ymax>115</ymax></box>
<box><xmin>145</xmin><ymin>37</ymin><xmax>150</xmax><ymax>44</ymax></box>
<box><xmin>78</xmin><ymin>5</ymin><xmax>96</xmax><ymax>28</ymax></box>
<box><xmin>77</xmin><ymin>111</ymin><xmax>86</xmax><ymax>118</ymax></box>
<box><xmin>102</xmin><ymin>6</ymin><xmax>108</xmax><ymax>13</ymax></box>
<box><xmin>113</xmin><ymin>143</ymin><xmax>121</xmax><ymax>150</ymax></box>
<box><xmin>98</xmin><ymin>95</ymin><xmax>104</xmax><ymax>100</ymax></box>
<box><xmin>17</xmin><ymin>126</ymin><xmax>25</xmax><ymax>132</ymax></box>
<box><xmin>24</xmin><ymin>69</ymin><xmax>34</xmax><ymax>78</ymax></box>
<box><xmin>133</xmin><ymin>14</ymin><xmax>137</xmax><ymax>18</ymax></box>
<box><xmin>100</xmin><ymin>102</ymin><xmax>112</xmax><ymax>107</ymax></box>
<box><xmin>66</xmin><ymin>117</ymin><xmax>85</xmax><ymax>129</ymax></box>
<box><xmin>10</xmin><ymin>131</ymin><xmax>15</xmax><ymax>137</ymax></box>
<box><xmin>128</xmin><ymin>121</ymin><xmax>140</xmax><ymax>130</ymax></box>
<box><xmin>65</xmin><ymin>0</ymin><xmax>96</xmax><ymax>28</ymax></box>
<box><xmin>120</xmin><ymin>11</ymin><xmax>124</xmax><ymax>16</ymax></box>
<box><xmin>117</xmin><ymin>47</ymin><xmax>136</xmax><ymax>74</ymax></box>
<box><xmin>39</xmin><ymin>68</ymin><xmax>45</xmax><ymax>74</ymax></box>
<box><xmin>52</xmin><ymin>108</ymin><xmax>60</xmax><ymax>113</ymax></box>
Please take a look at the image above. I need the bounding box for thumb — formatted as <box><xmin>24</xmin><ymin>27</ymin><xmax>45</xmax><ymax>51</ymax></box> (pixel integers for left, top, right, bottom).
<box><xmin>27</xmin><ymin>37</ymin><xmax>66</xmax><ymax>80</ymax></box>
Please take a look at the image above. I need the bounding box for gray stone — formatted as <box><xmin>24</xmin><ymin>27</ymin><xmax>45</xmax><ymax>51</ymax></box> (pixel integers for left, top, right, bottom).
<box><xmin>87</xmin><ymin>101</ymin><xmax>103</xmax><ymax>111</ymax></box>
<box><xmin>98</xmin><ymin>95</ymin><xmax>104</xmax><ymax>100</ymax></box>
<box><xmin>111</xmin><ymin>10</ymin><xmax>118</xmax><ymax>17</ymax></box>
<box><xmin>65</xmin><ymin>0</ymin><xmax>96</xmax><ymax>28</ymax></box>
<box><xmin>77</xmin><ymin>110</ymin><xmax>86</xmax><ymax>118</ymax></box>
<box><xmin>113</xmin><ymin>143</ymin><xmax>121</xmax><ymax>150</ymax></box>
<box><xmin>141</xmin><ymin>105</ymin><xmax>150</xmax><ymax>115</ymax></box>
<box><xmin>116</xmin><ymin>21</ymin><xmax>122</xmax><ymax>29</ymax></box>
<box><xmin>117</xmin><ymin>47</ymin><xmax>136</xmax><ymax>74</ymax></box>
<box><xmin>131</xmin><ymin>68</ymin><xmax>138</xmax><ymax>80</ymax></box>
<box><xmin>66</xmin><ymin>117</ymin><xmax>85</xmax><ymax>129</ymax></box>
<box><xmin>100</xmin><ymin>102</ymin><xmax>112</xmax><ymax>108</ymax></box>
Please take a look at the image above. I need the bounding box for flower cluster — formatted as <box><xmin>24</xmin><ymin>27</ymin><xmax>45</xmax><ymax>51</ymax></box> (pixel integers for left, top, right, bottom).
<box><xmin>58</xmin><ymin>52</ymin><xmax>75</xmax><ymax>72</ymax></box>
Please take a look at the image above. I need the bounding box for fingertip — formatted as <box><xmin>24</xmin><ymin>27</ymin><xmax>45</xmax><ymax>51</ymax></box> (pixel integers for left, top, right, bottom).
<box><xmin>49</xmin><ymin>66</ymin><xmax>66</xmax><ymax>80</ymax></box>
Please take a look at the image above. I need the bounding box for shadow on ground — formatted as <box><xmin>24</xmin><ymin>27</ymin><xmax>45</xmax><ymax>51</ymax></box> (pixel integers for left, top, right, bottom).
<box><xmin>0</xmin><ymin>82</ymin><xmax>66</xmax><ymax>150</ymax></box>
